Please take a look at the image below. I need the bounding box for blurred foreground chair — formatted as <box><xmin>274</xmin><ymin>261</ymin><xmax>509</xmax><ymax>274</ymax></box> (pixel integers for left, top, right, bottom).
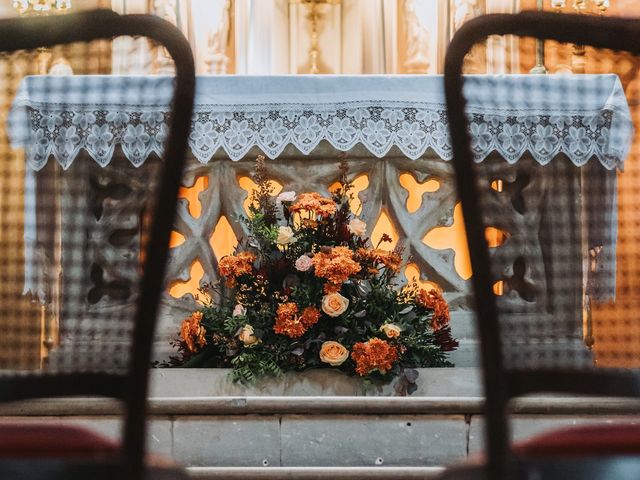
<box><xmin>444</xmin><ymin>11</ymin><xmax>640</xmax><ymax>480</ymax></box>
<box><xmin>0</xmin><ymin>9</ymin><xmax>194</xmax><ymax>480</ymax></box>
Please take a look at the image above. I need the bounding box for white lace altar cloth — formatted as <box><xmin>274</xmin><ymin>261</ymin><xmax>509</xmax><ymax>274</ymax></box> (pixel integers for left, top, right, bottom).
<box><xmin>7</xmin><ymin>74</ymin><xmax>634</xmax><ymax>171</ymax></box>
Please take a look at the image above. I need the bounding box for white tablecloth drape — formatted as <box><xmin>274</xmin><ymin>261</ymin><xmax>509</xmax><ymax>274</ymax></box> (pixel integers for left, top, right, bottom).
<box><xmin>8</xmin><ymin>74</ymin><xmax>633</xmax><ymax>171</ymax></box>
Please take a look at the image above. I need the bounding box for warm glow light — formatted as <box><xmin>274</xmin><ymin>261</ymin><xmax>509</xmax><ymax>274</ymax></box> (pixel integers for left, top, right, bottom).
<box><xmin>399</xmin><ymin>173</ymin><xmax>440</xmax><ymax>213</ymax></box>
<box><xmin>209</xmin><ymin>215</ymin><xmax>238</xmax><ymax>260</ymax></box>
<box><xmin>485</xmin><ymin>227</ymin><xmax>509</xmax><ymax>248</ymax></box>
<box><xmin>238</xmin><ymin>175</ymin><xmax>283</xmax><ymax>215</ymax></box>
<box><xmin>328</xmin><ymin>174</ymin><xmax>369</xmax><ymax>214</ymax></box>
<box><xmin>179</xmin><ymin>176</ymin><xmax>209</xmax><ymax>219</ymax></box>
<box><xmin>423</xmin><ymin>202</ymin><xmax>472</xmax><ymax>280</ymax></box>
<box><xmin>404</xmin><ymin>263</ymin><xmax>441</xmax><ymax>292</ymax></box>
<box><xmin>370</xmin><ymin>209</ymin><xmax>399</xmax><ymax>251</ymax></box>
<box><xmin>169</xmin><ymin>259</ymin><xmax>205</xmax><ymax>299</ymax></box>
<box><xmin>169</xmin><ymin>231</ymin><xmax>186</xmax><ymax>248</ymax></box>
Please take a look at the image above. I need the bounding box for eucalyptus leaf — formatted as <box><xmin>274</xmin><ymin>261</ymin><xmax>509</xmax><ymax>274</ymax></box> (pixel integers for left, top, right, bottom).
<box><xmin>404</xmin><ymin>311</ymin><xmax>417</xmax><ymax>322</ymax></box>
<box><xmin>404</xmin><ymin>368</ymin><xmax>419</xmax><ymax>383</ymax></box>
<box><xmin>292</xmin><ymin>346</ymin><xmax>305</xmax><ymax>356</ymax></box>
<box><xmin>334</xmin><ymin>326</ymin><xmax>348</xmax><ymax>334</ymax></box>
<box><xmin>354</xmin><ymin>310</ymin><xmax>367</xmax><ymax>318</ymax></box>
<box><xmin>399</xmin><ymin>306</ymin><xmax>414</xmax><ymax>315</ymax></box>
<box><xmin>393</xmin><ymin>376</ymin><xmax>408</xmax><ymax>396</ymax></box>
<box><xmin>356</xmin><ymin>282</ymin><xmax>372</xmax><ymax>295</ymax></box>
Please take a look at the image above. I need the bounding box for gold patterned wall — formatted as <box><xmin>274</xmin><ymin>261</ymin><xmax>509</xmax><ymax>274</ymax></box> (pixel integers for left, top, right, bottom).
<box><xmin>0</xmin><ymin>0</ymin><xmax>111</xmax><ymax>368</ymax></box>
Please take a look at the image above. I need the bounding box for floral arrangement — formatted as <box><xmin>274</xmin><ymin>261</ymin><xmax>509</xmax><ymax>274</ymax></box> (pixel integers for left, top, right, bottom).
<box><xmin>169</xmin><ymin>156</ymin><xmax>457</xmax><ymax>395</ymax></box>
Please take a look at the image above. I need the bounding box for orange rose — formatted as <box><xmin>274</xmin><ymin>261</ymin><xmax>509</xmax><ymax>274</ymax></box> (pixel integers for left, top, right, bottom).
<box><xmin>380</xmin><ymin>323</ymin><xmax>401</xmax><ymax>338</ymax></box>
<box><xmin>237</xmin><ymin>324</ymin><xmax>260</xmax><ymax>347</ymax></box>
<box><xmin>319</xmin><ymin>341</ymin><xmax>349</xmax><ymax>366</ymax></box>
<box><xmin>321</xmin><ymin>293</ymin><xmax>349</xmax><ymax>317</ymax></box>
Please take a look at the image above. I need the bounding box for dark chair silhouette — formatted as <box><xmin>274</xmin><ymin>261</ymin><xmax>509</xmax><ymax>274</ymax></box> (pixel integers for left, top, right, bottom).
<box><xmin>0</xmin><ymin>9</ymin><xmax>195</xmax><ymax>480</ymax></box>
<box><xmin>444</xmin><ymin>11</ymin><xmax>640</xmax><ymax>480</ymax></box>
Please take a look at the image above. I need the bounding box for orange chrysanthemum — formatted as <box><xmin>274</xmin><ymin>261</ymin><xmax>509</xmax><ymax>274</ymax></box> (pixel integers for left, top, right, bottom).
<box><xmin>289</xmin><ymin>192</ymin><xmax>337</xmax><ymax>218</ymax></box>
<box><xmin>355</xmin><ymin>248</ymin><xmax>402</xmax><ymax>274</ymax></box>
<box><xmin>180</xmin><ymin>311</ymin><xmax>207</xmax><ymax>353</ymax></box>
<box><xmin>312</xmin><ymin>246</ymin><xmax>361</xmax><ymax>293</ymax></box>
<box><xmin>274</xmin><ymin>303</ymin><xmax>320</xmax><ymax>338</ymax></box>
<box><xmin>351</xmin><ymin>338</ymin><xmax>399</xmax><ymax>376</ymax></box>
<box><xmin>300</xmin><ymin>306</ymin><xmax>321</xmax><ymax>328</ymax></box>
<box><xmin>416</xmin><ymin>288</ymin><xmax>450</xmax><ymax>331</ymax></box>
<box><xmin>274</xmin><ymin>302</ymin><xmax>301</xmax><ymax>337</ymax></box>
<box><xmin>218</xmin><ymin>252</ymin><xmax>256</xmax><ymax>287</ymax></box>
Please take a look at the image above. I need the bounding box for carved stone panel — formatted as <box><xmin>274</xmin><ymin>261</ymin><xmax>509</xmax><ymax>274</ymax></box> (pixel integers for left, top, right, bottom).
<box><xmin>46</xmin><ymin>154</ymin><xmax>161</xmax><ymax>371</ymax></box>
<box><xmin>35</xmin><ymin>148</ymin><xmax>603</xmax><ymax>368</ymax></box>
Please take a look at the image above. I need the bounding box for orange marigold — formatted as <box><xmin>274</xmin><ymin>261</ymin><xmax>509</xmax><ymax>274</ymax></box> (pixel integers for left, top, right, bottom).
<box><xmin>416</xmin><ymin>288</ymin><xmax>450</xmax><ymax>331</ymax></box>
<box><xmin>300</xmin><ymin>306</ymin><xmax>321</xmax><ymax>328</ymax></box>
<box><xmin>180</xmin><ymin>311</ymin><xmax>207</xmax><ymax>353</ymax></box>
<box><xmin>274</xmin><ymin>304</ymin><xmax>321</xmax><ymax>338</ymax></box>
<box><xmin>218</xmin><ymin>252</ymin><xmax>256</xmax><ymax>287</ymax></box>
<box><xmin>312</xmin><ymin>246</ymin><xmax>361</xmax><ymax>293</ymax></box>
<box><xmin>351</xmin><ymin>338</ymin><xmax>399</xmax><ymax>376</ymax></box>
<box><xmin>289</xmin><ymin>192</ymin><xmax>337</xmax><ymax>218</ymax></box>
<box><xmin>272</xmin><ymin>303</ymin><xmax>304</xmax><ymax>338</ymax></box>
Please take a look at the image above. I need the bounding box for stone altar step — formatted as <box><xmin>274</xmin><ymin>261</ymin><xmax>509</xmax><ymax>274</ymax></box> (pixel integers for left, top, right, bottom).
<box><xmin>186</xmin><ymin>466</ymin><xmax>445</xmax><ymax>479</ymax></box>
<box><xmin>1</xmin><ymin>370</ymin><xmax>639</xmax><ymax>470</ymax></box>
<box><xmin>2</xmin><ymin>394</ymin><xmax>640</xmax><ymax>471</ymax></box>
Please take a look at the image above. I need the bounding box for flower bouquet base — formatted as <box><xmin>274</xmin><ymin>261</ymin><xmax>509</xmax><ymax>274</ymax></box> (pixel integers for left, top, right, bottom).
<box><xmin>166</xmin><ymin>157</ymin><xmax>458</xmax><ymax>396</ymax></box>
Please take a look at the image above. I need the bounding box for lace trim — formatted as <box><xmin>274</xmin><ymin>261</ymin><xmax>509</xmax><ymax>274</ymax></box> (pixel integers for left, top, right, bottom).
<box><xmin>13</xmin><ymin>100</ymin><xmax>632</xmax><ymax>171</ymax></box>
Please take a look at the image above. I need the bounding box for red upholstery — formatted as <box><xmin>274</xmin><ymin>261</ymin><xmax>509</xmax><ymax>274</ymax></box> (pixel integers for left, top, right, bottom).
<box><xmin>0</xmin><ymin>423</ymin><xmax>120</xmax><ymax>459</ymax></box>
<box><xmin>514</xmin><ymin>424</ymin><xmax>640</xmax><ymax>458</ymax></box>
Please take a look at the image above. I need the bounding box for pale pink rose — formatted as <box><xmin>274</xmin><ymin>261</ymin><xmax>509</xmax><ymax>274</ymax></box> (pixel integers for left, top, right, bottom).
<box><xmin>276</xmin><ymin>191</ymin><xmax>296</xmax><ymax>203</ymax></box>
<box><xmin>295</xmin><ymin>255</ymin><xmax>313</xmax><ymax>272</ymax></box>
<box><xmin>232</xmin><ymin>304</ymin><xmax>247</xmax><ymax>317</ymax></box>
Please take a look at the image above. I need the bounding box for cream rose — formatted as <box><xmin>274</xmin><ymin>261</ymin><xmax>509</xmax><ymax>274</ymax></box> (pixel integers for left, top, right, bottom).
<box><xmin>295</xmin><ymin>255</ymin><xmax>313</xmax><ymax>272</ymax></box>
<box><xmin>276</xmin><ymin>226</ymin><xmax>296</xmax><ymax>245</ymax></box>
<box><xmin>276</xmin><ymin>191</ymin><xmax>296</xmax><ymax>203</ymax></box>
<box><xmin>347</xmin><ymin>218</ymin><xmax>367</xmax><ymax>237</ymax></box>
<box><xmin>319</xmin><ymin>341</ymin><xmax>349</xmax><ymax>366</ymax></box>
<box><xmin>322</xmin><ymin>293</ymin><xmax>349</xmax><ymax>317</ymax></box>
<box><xmin>232</xmin><ymin>304</ymin><xmax>247</xmax><ymax>317</ymax></box>
<box><xmin>237</xmin><ymin>324</ymin><xmax>260</xmax><ymax>347</ymax></box>
<box><xmin>380</xmin><ymin>323</ymin><xmax>401</xmax><ymax>338</ymax></box>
